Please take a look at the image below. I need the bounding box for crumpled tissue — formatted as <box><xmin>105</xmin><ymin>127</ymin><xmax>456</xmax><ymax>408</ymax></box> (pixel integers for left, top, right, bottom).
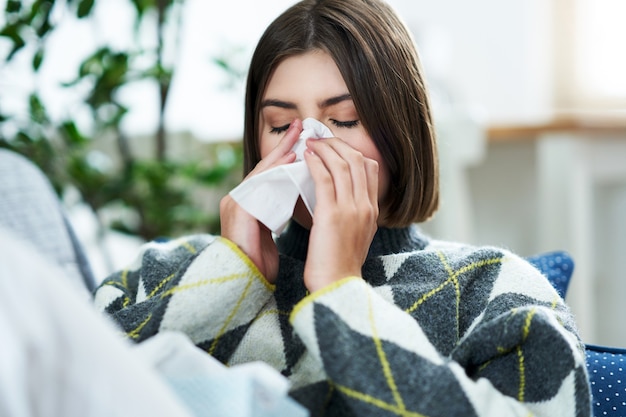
<box><xmin>229</xmin><ymin>118</ymin><xmax>333</xmax><ymax>234</ymax></box>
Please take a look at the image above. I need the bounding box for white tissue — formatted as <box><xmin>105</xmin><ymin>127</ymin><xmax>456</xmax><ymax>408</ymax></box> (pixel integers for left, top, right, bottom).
<box><xmin>229</xmin><ymin>118</ymin><xmax>333</xmax><ymax>234</ymax></box>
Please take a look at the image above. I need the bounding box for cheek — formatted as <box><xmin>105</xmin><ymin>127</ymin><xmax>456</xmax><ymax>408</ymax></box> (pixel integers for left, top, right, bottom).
<box><xmin>344</xmin><ymin>132</ymin><xmax>390</xmax><ymax>200</ymax></box>
<box><xmin>376</xmin><ymin>159</ymin><xmax>390</xmax><ymax>199</ymax></box>
<box><xmin>259</xmin><ymin>134</ymin><xmax>273</xmax><ymax>159</ymax></box>
<box><xmin>258</xmin><ymin>123</ymin><xmax>280</xmax><ymax>159</ymax></box>
<box><xmin>373</xmin><ymin>152</ymin><xmax>390</xmax><ymax>201</ymax></box>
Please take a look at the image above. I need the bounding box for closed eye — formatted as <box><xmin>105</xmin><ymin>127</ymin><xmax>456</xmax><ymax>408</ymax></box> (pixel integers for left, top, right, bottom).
<box><xmin>269</xmin><ymin>124</ymin><xmax>291</xmax><ymax>134</ymax></box>
<box><xmin>331</xmin><ymin>119</ymin><xmax>359</xmax><ymax>128</ymax></box>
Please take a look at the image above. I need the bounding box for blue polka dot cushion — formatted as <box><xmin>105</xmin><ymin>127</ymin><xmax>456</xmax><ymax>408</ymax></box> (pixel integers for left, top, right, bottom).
<box><xmin>527</xmin><ymin>251</ymin><xmax>573</xmax><ymax>299</ymax></box>
<box><xmin>585</xmin><ymin>344</ymin><xmax>626</xmax><ymax>416</ymax></box>
<box><xmin>528</xmin><ymin>251</ymin><xmax>626</xmax><ymax>416</ymax></box>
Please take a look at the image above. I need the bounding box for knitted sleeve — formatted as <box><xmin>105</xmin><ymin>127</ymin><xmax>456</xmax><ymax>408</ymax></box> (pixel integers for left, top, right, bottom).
<box><xmin>289</xmin><ymin>247</ymin><xmax>591</xmax><ymax>417</ymax></box>
<box><xmin>93</xmin><ymin>235</ymin><xmax>275</xmax><ymax>362</ymax></box>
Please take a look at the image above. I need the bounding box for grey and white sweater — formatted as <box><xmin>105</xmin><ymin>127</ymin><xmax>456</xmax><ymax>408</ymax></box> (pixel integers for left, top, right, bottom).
<box><xmin>94</xmin><ymin>222</ymin><xmax>591</xmax><ymax>417</ymax></box>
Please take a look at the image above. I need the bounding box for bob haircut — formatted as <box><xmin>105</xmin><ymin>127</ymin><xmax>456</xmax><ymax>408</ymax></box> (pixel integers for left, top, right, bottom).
<box><xmin>243</xmin><ymin>0</ymin><xmax>439</xmax><ymax>226</ymax></box>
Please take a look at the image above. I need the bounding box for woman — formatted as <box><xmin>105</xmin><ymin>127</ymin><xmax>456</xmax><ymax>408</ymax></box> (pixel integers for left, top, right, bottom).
<box><xmin>94</xmin><ymin>1</ymin><xmax>591</xmax><ymax>416</ymax></box>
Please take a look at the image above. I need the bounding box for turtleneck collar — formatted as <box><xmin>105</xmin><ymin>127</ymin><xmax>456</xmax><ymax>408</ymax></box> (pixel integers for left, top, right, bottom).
<box><xmin>276</xmin><ymin>220</ymin><xmax>429</xmax><ymax>262</ymax></box>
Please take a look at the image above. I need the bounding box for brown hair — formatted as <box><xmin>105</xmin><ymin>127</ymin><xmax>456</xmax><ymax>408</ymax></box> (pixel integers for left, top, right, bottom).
<box><xmin>243</xmin><ymin>0</ymin><xmax>439</xmax><ymax>226</ymax></box>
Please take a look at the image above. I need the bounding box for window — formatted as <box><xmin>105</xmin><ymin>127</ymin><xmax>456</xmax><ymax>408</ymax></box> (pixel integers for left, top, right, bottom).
<box><xmin>555</xmin><ymin>0</ymin><xmax>626</xmax><ymax>112</ymax></box>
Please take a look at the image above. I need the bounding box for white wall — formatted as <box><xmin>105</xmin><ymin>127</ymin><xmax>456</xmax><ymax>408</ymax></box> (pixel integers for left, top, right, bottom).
<box><xmin>387</xmin><ymin>0</ymin><xmax>626</xmax><ymax>347</ymax></box>
<box><xmin>388</xmin><ymin>0</ymin><xmax>554</xmax><ymax>124</ymax></box>
<box><xmin>461</xmin><ymin>137</ymin><xmax>626</xmax><ymax>347</ymax></box>
<box><xmin>0</xmin><ymin>0</ymin><xmax>557</xmax><ymax>140</ymax></box>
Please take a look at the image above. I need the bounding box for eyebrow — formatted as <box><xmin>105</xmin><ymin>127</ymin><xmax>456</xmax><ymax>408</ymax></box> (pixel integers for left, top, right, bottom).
<box><xmin>260</xmin><ymin>93</ymin><xmax>353</xmax><ymax>110</ymax></box>
<box><xmin>320</xmin><ymin>93</ymin><xmax>352</xmax><ymax>108</ymax></box>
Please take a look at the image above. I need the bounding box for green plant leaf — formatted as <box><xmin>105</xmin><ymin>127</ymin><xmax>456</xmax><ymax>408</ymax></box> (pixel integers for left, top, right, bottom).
<box><xmin>60</xmin><ymin>121</ymin><xmax>88</xmax><ymax>146</ymax></box>
<box><xmin>0</xmin><ymin>0</ymin><xmax>241</xmax><ymax>241</ymax></box>
<box><xmin>85</xmin><ymin>52</ymin><xmax>130</xmax><ymax>109</ymax></box>
<box><xmin>76</xmin><ymin>0</ymin><xmax>95</xmax><ymax>18</ymax></box>
<box><xmin>28</xmin><ymin>94</ymin><xmax>49</xmax><ymax>124</ymax></box>
<box><xmin>129</xmin><ymin>0</ymin><xmax>155</xmax><ymax>19</ymax></box>
<box><xmin>6</xmin><ymin>0</ymin><xmax>22</xmax><ymax>14</ymax></box>
<box><xmin>0</xmin><ymin>24</ymin><xmax>26</xmax><ymax>60</ymax></box>
<box><xmin>33</xmin><ymin>48</ymin><xmax>44</xmax><ymax>70</ymax></box>
<box><xmin>32</xmin><ymin>0</ymin><xmax>55</xmax><ymax>37</ymax></box>
<box><xmin>78</xmin><ymin>47</ymin><xmax>108</xmax><ymax>78</ymax></box>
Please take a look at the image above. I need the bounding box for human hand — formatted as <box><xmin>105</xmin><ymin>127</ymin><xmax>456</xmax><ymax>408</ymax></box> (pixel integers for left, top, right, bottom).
<box><xmin>220</xmin><ymin>119</ymin><xmax>302</xmax><ymax>283</ymax></box>
<box><xmin>302</xmin><ymin>136</ymin><xmax>379</xmax><ymax>292</ymax></box>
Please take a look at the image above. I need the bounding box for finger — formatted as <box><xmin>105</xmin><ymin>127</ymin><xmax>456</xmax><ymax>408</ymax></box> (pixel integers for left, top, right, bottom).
<box><xmin>364</xmin><ymin>158</ymin><xmax>380</xmax><ymax>212</ymax></box>
<box><xmin>304</xmin><ymin>148</ymin><xmax>337</xmax><ymax>207</ymax></box>
<box><xmin>269</xmin><ymin>118</ymin><xmax>302</xmax><ymax>157</ymax></box>
<box><xmin>308</xmin><ymin>138</ymin><xmax>372</xmax><ymax>204</ymax></box>
<box><xmin>306</xmin><ymin>138</ymin><xmax>354</xmax><ymax>202</ymax></box>
<box><xmin>251</xmin><ymin>119</ymin><xmax>302</xmax><ymax>174</ymax></box>
<box><xmin>326</xmin><ymin>138</ymin><xmax>370</xmax><ymax>204</ymax></box>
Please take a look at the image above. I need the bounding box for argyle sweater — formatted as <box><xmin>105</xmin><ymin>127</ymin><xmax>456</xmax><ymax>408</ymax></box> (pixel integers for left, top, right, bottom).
<box><xmin>93</xmin><ymin>222</ymin><xmax>591</xmax><ymax>417</ymax></box>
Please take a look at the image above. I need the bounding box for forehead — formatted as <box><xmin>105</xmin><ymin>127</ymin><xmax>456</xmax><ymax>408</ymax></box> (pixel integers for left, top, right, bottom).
<box><xmin>263</xmin><ymin>50</ymin><xmax>349</xmax><ymax>101</ymax></box>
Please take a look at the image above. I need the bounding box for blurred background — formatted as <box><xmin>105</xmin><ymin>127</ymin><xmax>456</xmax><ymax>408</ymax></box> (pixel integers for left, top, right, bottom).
<box><xmin>1</xmin><ymin>0</ymin><xmax>624</xmax><ymax>346</ymax></box>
